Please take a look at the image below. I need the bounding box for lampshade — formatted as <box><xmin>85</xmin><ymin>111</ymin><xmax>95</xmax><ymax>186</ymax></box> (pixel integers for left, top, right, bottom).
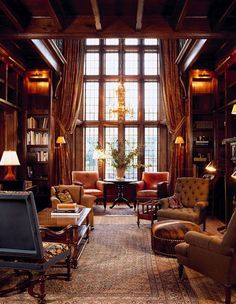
<box><xmin>205</xmin><ymin>161</ymin><xmax>217</xmax><ymax>173</ymax></box>
<box><xmin>56</xmin><ymin>136</ymin><xmax>66</xmax><ymax>144</ymax></box>
<box><xmin>175</xmin><ymin>136</ymin><xmax>184</xmax><ymax>145</ymax></box>
<box><xmin>0</xmin><ymin>151</ymin><xmax>20</xmax><ymax>166</ymax></box>
<box><xmin>231</xmin><ymin>104</ymin><xmax>236</xmax><ymax>115</ymax></box>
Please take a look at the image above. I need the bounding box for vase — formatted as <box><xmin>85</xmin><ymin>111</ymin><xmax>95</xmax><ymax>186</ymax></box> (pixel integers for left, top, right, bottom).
<box><xmin>116</xmin><ymin>167</ymin><xmax>125</xmax><ymax>180</ymax></box>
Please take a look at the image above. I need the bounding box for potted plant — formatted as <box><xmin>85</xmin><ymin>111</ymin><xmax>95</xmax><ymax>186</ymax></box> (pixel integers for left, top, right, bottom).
<box><xmin>108</xmin><ymin>141</ymin><xmax>145</xmax><ymax>180</ymax></box>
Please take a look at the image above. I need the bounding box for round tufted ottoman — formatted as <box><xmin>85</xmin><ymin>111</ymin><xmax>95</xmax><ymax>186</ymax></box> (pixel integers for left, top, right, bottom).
<box><xmin>151</xmin><ymin>220</ymin><xmax>202</xmax><ymax>257</ymax></box>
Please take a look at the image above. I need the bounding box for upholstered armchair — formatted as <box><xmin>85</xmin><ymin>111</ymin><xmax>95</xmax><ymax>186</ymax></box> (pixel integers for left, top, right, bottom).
<box><xmin>135</xmin><ymin>172</ymin><xmax>169</xmax><ymax>202</ymax></box>
<box><xmin>72</xmin><ymin>171</ymin><xmax>107</xmax><ymax>209</ymax></box>
<box><xmin>157</xmin><ymin>177</ymin><xmax>209</xmax><ymax>230</ymax></box>
<box><xmin>51</xmin><ymin>184</ymin><xmax>96</xmax><ymax>227</ymax></box>
<box><xmin>176</xmin><ymin>210</ymin><xmax>236</xmax><ymax>304</ymax></box>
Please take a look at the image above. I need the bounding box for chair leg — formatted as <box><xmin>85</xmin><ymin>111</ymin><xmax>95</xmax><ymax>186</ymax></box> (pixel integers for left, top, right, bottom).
<box><xmin>203</xmin><ymin>219</ymin><xmax>206</xmax><ymax>231</ymax></box>
<box><xmin>178</xmin><ymin>264</ymin><xmax>184</xmax><ymax>279</ymax></box>
<box><xmin>66</xmin><ymin>255</ymin><xmax>72</xmax><ymax>281</ymax></box>
<box><xmin>137</xmin><ymin>217</ymin><xmax>140</xmax><ymax>228</ymax></box>
<box><xmin>225</xmin><ymin>285</ymin><xmax>231</xmax><ymax>304</ymax></box>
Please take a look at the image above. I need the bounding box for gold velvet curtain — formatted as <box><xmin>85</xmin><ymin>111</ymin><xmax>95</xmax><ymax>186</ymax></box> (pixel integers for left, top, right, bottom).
<box><xmin>160</xmin><ymin>40</ymin><xmax>185</xmax><ymax>192</ymax></box>
<box><xmin>55</xmin><ymin>39</ymin><xmax>85</xmax><ymax>184</ymax></box>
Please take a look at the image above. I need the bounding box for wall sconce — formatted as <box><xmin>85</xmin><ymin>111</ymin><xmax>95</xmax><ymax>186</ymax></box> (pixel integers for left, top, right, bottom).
<box><xmin>0</xmin><ymin>150</ymin><xmax>20</xmax><ymax>180</ymax></box>
<box><xmin>231</xmin><ymin>104</ymin><xmax>236</xmax><ymax>115</ymax></box>
<box><xmin>56</xmin><ymin>136</ymin><xmax>66</xmax><ymax>147</ymax></box>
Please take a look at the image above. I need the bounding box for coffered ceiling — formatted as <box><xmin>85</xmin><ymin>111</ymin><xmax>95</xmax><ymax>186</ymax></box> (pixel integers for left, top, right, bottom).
<box><xmin>0</xmin><ymin>0</ymin><xmax>235</xmax><ymax>39</ymax></box>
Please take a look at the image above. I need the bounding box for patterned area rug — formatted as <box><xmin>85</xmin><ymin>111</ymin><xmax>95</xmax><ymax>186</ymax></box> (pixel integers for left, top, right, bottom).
<box><xmin>0</xmin><ymin>222</ymin><xmax>235</xmax><ymax>303</ymax></box>
<box><xmin>94</xmin><ymin>203</ymin><xmax>136</xmax><ymax>216</ymax></box>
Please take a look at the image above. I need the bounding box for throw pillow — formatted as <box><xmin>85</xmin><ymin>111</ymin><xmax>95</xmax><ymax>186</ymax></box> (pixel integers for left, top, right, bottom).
<box><xmin>168</xmin><ymin>194</ymin><xmax>183</xmax><ymax>209</ymax></box>
<box><xmin>57</xmin><ymin>189</ymin><xmax>74</xmax><ymax>204</ymax></box>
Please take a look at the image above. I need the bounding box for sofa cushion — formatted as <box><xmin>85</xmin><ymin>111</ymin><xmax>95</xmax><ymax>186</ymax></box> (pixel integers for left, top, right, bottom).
<box><xmin>169</xmin><ymin>194</ymin><xmax>183</xmax><ymax>209</ymax></box>
<box><xmin>57</xmin><ymin>189</ymin><xmax>74</xmax><ymax>204</ymax></box>
<box><xmin>157</xmin><ymin>207</ymin><xmax>200</xmax><ymax>223</ymax></box>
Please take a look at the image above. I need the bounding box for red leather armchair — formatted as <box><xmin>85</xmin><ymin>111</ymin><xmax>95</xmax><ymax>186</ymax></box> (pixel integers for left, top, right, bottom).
<box><xmin>135</xmin><ymin>171</ymin><xmax>169</xmax><ymax>202</ymax></box>
<box><xmin>72</xmin><ymin>171</ymin><xmax>107</xmax><ymax>209</ymax></box>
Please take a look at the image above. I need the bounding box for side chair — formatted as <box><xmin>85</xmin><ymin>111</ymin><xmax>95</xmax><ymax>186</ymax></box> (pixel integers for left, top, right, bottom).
<box><xmin>0</xmin><ymin>191</ymin><xmax>73</xmax><ymax>304</ymax></box>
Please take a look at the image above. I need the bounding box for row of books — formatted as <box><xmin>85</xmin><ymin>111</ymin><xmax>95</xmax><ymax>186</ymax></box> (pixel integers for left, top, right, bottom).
<box><xmin>27</xmin><ymin>116</ymin><xmax>48</xmax><ymax>129</ymax></box>
<box><xmin>27</xmin><ymin>131</ymin><xmax>48</xmax><ymax>145</ymax></box>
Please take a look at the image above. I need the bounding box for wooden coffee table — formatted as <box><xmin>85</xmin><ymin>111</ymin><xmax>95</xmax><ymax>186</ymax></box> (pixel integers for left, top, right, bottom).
<box><xmin>38</xmin><ymin>207</ymin><xmax>91</xmax><ymax>268</ymax></box>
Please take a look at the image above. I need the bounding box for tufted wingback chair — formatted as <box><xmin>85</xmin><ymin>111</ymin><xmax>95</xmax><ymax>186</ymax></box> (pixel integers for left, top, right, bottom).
<box><xmin>175</xmin><ymin>209</ymin><xmax>236</xmax><ymax>304</ymax></box>
<box><xmin>71</xmin><ymin>171</ymin><xmax>106</xmax><ymax>209</ymax></box>
<box><xmin>157</xmin><ymin>177</ymin><xmax>209</xmax><ymax>230</ymax></box>
<box><xmin>51</xmin><ymin>184</ymin><xmax>96</xmax><ymax>227</ymax></box>
<box><xmin>135</xmin><ymin>172</ymin><xmax>169</xmax><ymax>202</ymax></box>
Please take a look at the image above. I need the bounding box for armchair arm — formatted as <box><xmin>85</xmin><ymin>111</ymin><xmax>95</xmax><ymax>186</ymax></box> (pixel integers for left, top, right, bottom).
<box><xmin>135</xmin><ymin>181</ymin><xmax>145</xmax><ymax>191</ymax></box>
<box><xmin>97</xmin><ymin>180</ymin><xmax>105</xmax><ymax>191</ymax></box>
<box><xmin>194</xmin><ymin>201</ymin><xmax>208</xmax><ymax>210</ymax></box>
<box><xmin>157</xmin><ymin>181</ymin><xmax>168</xmax><ymax>198</ymax></box>
<box><xmin>81</xmin><ymin>194</ymin><xmax>96</xmax><ymax>207</ymax></box>
<box><xmin>50</xmin><ymin>196</ymin><xmax>61</xmax><ymax>209</ymax></box>
<box><xmin>72</xmin><ymin>181</ymin><xmax>83</xmax><ymax>186</ymax></box>
<box><xmin>40</xmin><ymin>224</ymin><xmax>74</xmax><ymax>245</ymax></box>
<box><xmin>185</xmin><ymin>231</ymin><xmax>233</xmax><ymax>256</ymax></box>
<box><xmin>159</xmin><ymin>197</ymin><xmax>169</xmax><ymax>209</ymax></box>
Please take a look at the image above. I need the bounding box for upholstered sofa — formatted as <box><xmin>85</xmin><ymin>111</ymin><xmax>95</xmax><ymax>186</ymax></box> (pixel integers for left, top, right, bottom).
<box><xmin>176</xmin><ymin>210</ymin><xmax>236</xmax><ymax>304</ymax></box>
<box><xmin>157</xmin><ymin>177</ymin><xmax>209</xmax><ymax>230</ymax></box>
<box><xmin>72</xmin><ymin>171</ymin><xmax>106</xmax><ymax>208</ymax></box>
<box><xmin>51</xmin><ymin>185</ymin><xmax>96</xmax><ymax>227</ymax></box>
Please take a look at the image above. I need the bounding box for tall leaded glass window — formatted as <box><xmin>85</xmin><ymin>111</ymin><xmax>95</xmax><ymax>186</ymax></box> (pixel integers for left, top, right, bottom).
<box><xmin>81</xmin><ymin>39</ymin><xmax>166</xmax><ymax>179</ymax></box>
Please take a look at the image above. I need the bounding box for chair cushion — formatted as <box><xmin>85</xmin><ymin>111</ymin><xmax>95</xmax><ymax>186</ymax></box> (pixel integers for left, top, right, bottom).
<box><xmin>137</xmin><ymin>190</ymin><xmax>157</xmax><ymax>198</ymax></box>
<box><xmin>84</xmin><ymin>189</ymin><xmax>103</xmax><ymax>197</ymax></box>
<box><xmin>57</xmin><ymin>189</ymin><xmax>74</xmax><ymax>204</ymax></box>
<box><xmin>169</xmin><ymin>194</ymin><xmax>183</xmax><ymax>209</ymax></box>
<box><xmin>43</xmin><ymin>242</ymin><xmax>69</xmax><ymax>261</ymax></box>
<box><xmin>157</xmin><ymin>207</ymin><xmax>200</xmax><ymax>223</ymax></box>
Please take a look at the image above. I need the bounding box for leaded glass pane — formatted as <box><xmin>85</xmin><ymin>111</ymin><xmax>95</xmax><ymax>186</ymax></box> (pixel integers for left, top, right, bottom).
<box><xmin>86</xmin><ymin>39</ymin><xmax>100</xmax><ymax>45</ymax></box>
<box><xmin>144</xmin><ymin>127</ymin><xmax>158</xmax><ymax>171</ymax></box>
<box><xmin>125</xmin><ymin>53</ymin><xmax>138</xmax><ymax>75</ymax></box>
<box><xmin>105</xmin><ymin>127</ymin><xmax>118</xmax><ymax>179</ymax></box>
<box><xmin>144</xmin><ymin>52</ymin><xmax>159</xmax><ymax>75</ymax></box>
<box><xmin>84</xmin><ymin>82</ymin><xmax>99</xmax><ymax>121</ymax></box>
<box><xmin>144</xmin><ymin>82</ymin><xmax>159</xmax><ymax>121</ymax></box>
<box><xmin>85</xmin><ymin>127</ymin><xmax>99</xmax><ymax>171</ymax></box>
<box><xmin>85</xmin><ymin>53</ymin><xmax>99</xmax><ymax>75</ymax></box>
<box><xmin>125</xmin><ymin>127</ymin><xmax>138</xmax><ymax>179</ymax></box>
<box><xmin>125</xmin><ymin>82</ymin><xmax>138</xmax><ymax>121</ymax></box>
<box><xmin>105</xmin><ymin>53</ymin><xmax>119</xmax><ymax>75</ymax></box>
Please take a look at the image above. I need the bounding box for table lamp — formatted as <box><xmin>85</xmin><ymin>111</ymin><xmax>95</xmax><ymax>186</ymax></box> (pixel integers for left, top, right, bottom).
<box><xmin>0</xmin><ymin>150</ymin><xmax>20</xmax><ymax>180</ymax></box>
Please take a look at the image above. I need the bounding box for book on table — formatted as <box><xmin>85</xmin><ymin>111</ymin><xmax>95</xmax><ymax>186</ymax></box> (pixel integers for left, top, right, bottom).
<box><xmin>51</xmin><ymin>208</ymin><xmax>83</xmax><ymax>216</ymax></box>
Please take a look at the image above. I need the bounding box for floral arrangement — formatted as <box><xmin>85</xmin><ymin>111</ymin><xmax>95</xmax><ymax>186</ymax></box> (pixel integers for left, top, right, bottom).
<box><xmin>108</xmin><ymin>141</ymin><xmax>145</xmax><ymax>169</ymax></box>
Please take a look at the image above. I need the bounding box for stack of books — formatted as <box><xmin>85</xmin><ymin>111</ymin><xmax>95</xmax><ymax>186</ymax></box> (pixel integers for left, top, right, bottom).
<box><xmin>51</xmin><ymin>203</ymin><xmax>83</xmax><ymax>216</ymax></box>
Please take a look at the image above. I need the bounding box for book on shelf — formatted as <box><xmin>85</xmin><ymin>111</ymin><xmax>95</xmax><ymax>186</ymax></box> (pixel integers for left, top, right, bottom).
<box><xmin>195</xmin><ymin>140</ymin><xmax>209</xmax><ymax>145</ymax></box>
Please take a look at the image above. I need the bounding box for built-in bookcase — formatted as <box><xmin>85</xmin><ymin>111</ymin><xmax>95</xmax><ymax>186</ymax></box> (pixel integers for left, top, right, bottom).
<box><xmin>25</xmin><ymin>70</ymin><xmax>52</xmax><ymax>210</ymax></box>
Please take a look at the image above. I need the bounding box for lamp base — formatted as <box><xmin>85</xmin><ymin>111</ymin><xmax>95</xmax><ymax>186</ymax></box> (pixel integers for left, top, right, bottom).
<box><xmin>4</xmin><ymin>166</ymin><xmax>16</xmax><ymax>181</ymax></box>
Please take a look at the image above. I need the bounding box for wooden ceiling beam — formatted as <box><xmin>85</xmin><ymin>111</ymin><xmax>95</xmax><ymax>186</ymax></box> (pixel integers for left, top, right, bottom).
<box><xmin>30</xmin><ymin>39</ymin><xmax>62</xmax><ymax>73</ymax></box>
<box><xmin>136</xmin><ymin>0</ymin><xmax>145</xmax><ymax>31</ymax></box>
<box><xmin>170</xmin><ymin>0</ymin><xmax>191</xmax><ymax>31</ymax></box>
<box><xmin>0</xmin><ymin>0</ymin><xmax>29</xmax><ymax>31</ymax></box>
<box><xmin>180</xmin><ymin>39</ymin><xmax>208</xmax><ymax>72</ymax></box>
<box><xmin>47</xmin><ymin>0</ymin><xmax>66</xmax><ymax>31</ymax></box>
<box><xmin>209</xmin><ymin>0</ymin><xmax>236</xmax><ymax>31</ymax></box>
<box><xmin>90</xmin><ymin>0</ymin><xmax>102</xmax><ymax>31</ymax></box>
<box><xmin>0</xmin><ymin>16</ymin><xmax>236</xmax><ymax>39</ymax></box>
